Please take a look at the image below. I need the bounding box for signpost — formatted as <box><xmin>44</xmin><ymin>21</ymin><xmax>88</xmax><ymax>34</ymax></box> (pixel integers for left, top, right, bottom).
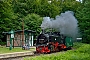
<box><xmin>9</xmin><ymin>30</ymin><xmax>14</xmax><ymax>50</ymax></box>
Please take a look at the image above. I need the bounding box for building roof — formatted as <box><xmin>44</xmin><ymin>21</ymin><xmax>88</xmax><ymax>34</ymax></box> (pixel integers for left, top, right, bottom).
<box><xmin>15</xmin><ymin>30</ymin><xmax>31</xmax><ymax>32</ymax></box>
<box><xmin>3</xmin><ymin>30</ymin><xmax>36</xmax><ymax>34</ymax></box>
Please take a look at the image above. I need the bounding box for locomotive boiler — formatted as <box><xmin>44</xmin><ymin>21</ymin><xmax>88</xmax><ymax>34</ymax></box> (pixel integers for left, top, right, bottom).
<box><xmin>36</xmin><ymin>29</ymin><xmax>73</xmax><ymax>53</ymax></box>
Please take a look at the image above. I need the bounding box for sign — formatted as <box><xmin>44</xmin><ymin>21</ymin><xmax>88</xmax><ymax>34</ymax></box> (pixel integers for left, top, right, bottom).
<box><xmin>11</xmin><ymin>34</ymin><xmax>14</xmax><ymax>38</ymax></box>
<box><xmin>10</xmin><ymin>30</ymin><xmax>14</xmax><ymax>38</ymax></box>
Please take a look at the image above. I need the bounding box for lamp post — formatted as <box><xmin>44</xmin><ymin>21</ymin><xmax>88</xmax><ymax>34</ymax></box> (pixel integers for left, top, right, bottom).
<box><xmin>9</xmin><ymin>30</ymin><xmax>14</xmax><ymax>50</ymax></box>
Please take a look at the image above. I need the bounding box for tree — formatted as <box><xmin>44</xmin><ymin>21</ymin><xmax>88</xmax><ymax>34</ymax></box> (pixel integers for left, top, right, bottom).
<box><xmin>0</xmin><ymin>0</ymin><xmax>19</xmax><ymax>43</ymax></box>
<box><xmin>24</xmin><ymin>13</ymin><xmax>42</xmax><ymax>36</ymax></box>
<box><xmin>0</xmin><ymin>0</ymin><xmax>13</xmax><ymax>41</ymax></box>
<box><xmin>75</xmin><ymin>0</ymin><xmax>90</xmax><ymax>43</ymax></box>
<box><xmin>61</xmin><ymin>0</ymin><xmax>81</xmax><ymax>12</ymax></box>
<box><xmin>12</xmin><ymin>0</ymin><xmax>61</xmax><ymax>18</ymax></box>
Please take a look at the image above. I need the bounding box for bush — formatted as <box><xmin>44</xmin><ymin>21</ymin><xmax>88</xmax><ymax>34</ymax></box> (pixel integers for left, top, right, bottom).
<box><xmin>0</xmin><ymin>40</ymin><xmax>6</xmax><ymax>46</ymax></box>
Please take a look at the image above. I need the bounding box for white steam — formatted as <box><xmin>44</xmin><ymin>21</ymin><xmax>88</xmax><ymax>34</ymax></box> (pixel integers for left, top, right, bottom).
<box><xmin>41</xmin><ymin>11</ymin><xmax>79</xmax><ymax>39</ymax></box>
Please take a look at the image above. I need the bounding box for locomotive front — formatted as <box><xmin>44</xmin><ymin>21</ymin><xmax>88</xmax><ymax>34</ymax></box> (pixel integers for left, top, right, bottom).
<box><xmin>36</xmin><ymin>33</ymin><xmax>50</xmax><ymax>53</ymax></box>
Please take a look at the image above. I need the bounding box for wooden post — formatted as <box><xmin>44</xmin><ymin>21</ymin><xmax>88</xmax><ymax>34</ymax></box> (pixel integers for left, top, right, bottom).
<box><xmin>22</xmin><ymin>19</ymin><xmax>24</xmax><ymax>47</ymax></box>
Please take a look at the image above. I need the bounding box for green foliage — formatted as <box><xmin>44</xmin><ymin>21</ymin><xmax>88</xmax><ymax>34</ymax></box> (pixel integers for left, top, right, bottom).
<box><xmin>24</xmin><ymin>43</ymin><xmax>90</xmax><ymax>60</ymax></box>
<box><xmin>12</xmin><ymin>0</ymin><xmax>61</xmax><ymax>18</ymax></box>
<box><xmin>0</xmin><ymin>0</ymin><xmax>22</xmax><ymax>42</ymax></box>
<box><xmin>0</xmin><ymin>40</ymin><xmax>6</xmax><ymax>45</ymax></box>
<box><xmin>0</xmin><ymin>0</ymin><xmax>17</xmax><ymax>41</ymax></box>
<box><xmin>24</xmin><ymin>13</ymin><xmax>42</xmax><ymax>36</ymax></box>
<box><xmin>61</xmin><ymin>1</ymin><xmax>81</xmax><ymax>12</ymax></box>
<box><xmin>75</xmin><ymin>0</ymin><xmax>90</xmax><ymax>43</ymax></box>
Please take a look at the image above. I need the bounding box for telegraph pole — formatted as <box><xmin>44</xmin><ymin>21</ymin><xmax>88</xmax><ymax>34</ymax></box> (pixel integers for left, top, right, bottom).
<box><xmin>22</xmin><ymin>19</ymin><xmax>24</xmax><ymax>48</ymax></box>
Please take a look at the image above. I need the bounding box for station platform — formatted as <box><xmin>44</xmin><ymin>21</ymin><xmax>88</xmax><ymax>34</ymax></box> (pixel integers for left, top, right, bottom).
<box><xmin>0</xmin><ymin>47</ymin><xmax>36</xmax><ymax>59</ymax></box>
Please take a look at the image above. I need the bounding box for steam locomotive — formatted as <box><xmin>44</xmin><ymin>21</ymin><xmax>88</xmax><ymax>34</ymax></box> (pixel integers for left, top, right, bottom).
<box><xmin>36</xmin><ymin>29</ymin><xmax>73</xmax><ymax>53</ymax></box>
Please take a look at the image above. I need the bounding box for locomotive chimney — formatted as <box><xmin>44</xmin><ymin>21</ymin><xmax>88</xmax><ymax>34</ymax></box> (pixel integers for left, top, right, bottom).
<box><xmin>40</xmin><ymin>26</ymin><xmax>45</xmax><ymax>34</ymax></box>
<box><xmin>42</xmin><ymin>29</ymin><xmax>45</xmax><ymax>34</ymax></box>
<box><xmin>49</xmin><ymin>28</ymin><xmax>53</xmax><ymax>35</ymax></box>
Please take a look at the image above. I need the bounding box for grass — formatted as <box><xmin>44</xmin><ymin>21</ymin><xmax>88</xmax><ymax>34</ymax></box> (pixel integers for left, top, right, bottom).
<box><xmin>24</xmin><ymin>42</ymin><xmax>90</xmax><ymax>60</ymax></box>
<box><xmin>0</xmin><ymin>46</ymin><xmax>35</xmax><ymax>54</ymax></box>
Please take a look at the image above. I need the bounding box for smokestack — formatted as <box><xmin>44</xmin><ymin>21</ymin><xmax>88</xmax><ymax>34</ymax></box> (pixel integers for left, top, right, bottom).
<box><xmin>42</xmin><ymin>29</ymin><xmax>44</xmax><ymax>34</ymax></box>
<box><xmin>40</xmin><ymin>26</ymin><xmax>45</xmax><ymax>34</ymax></box>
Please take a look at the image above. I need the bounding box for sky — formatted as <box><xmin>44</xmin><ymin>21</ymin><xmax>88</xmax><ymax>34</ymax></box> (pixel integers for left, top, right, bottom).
<box><xmin>76</xmin><ymin>0</ymin><xmax>83</xmax><ymax>3</ymax></box>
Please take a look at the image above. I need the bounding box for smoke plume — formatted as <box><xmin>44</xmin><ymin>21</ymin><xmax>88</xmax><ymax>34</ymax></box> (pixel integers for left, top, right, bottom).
<box><xmin>41</xmin><ymin>11</ymin><xmax>79</xmax><ymax>40</ymax></box>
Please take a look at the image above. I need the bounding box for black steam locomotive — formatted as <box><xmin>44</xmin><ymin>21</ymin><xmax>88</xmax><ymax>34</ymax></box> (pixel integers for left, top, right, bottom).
<box><xmin>36</xmin><ymin>29</ymin><xmax>73</xmax><ymax>53</ymax></box>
